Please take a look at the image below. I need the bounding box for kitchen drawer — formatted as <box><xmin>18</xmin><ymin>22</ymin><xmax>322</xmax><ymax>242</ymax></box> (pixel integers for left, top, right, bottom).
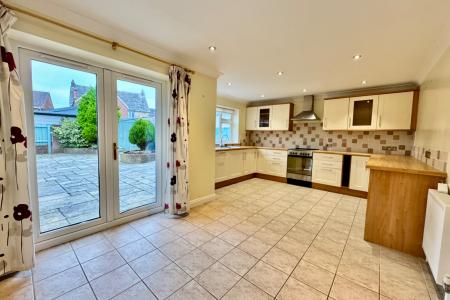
<box><xmin>313</xmin><ymin>153</ymin><xmax>343</xmax><ymax>163</ymax></box>
<box><xmin>314</xmin><ymin>159</ymin><xmax>342</xmax><ymax>170</ymax></box>
<box><xmin>312</xmin><ymin>166</ymin><xmax>342</xmax><ymax>187</ymax></box>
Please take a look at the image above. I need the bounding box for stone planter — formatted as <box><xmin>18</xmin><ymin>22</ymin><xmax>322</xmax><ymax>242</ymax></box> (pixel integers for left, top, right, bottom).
<box><xmin>63</xmin><ymin>147</ymin><xmax>98</xmax><ymax>154</ymax></box>
<box><xmin>120</xmin><ymin>151</ymin><xmax>155</xmax><ymax>164</ymax></box>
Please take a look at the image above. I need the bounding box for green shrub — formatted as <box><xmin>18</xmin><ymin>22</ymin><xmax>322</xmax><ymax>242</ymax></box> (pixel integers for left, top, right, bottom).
<box><xmin>128</xmin><ymin>119</ymin><xmax>155</xmax><ymax>151</ymax></box>
<box><xmin>77</xmin><ymin>88</ymin><xmax>98</xmax><ymax>144</ymax></box>
<box><xmin>52</xmin><ymin>119</ymin><xmax>90</xmax><ymax>148</ymax></box>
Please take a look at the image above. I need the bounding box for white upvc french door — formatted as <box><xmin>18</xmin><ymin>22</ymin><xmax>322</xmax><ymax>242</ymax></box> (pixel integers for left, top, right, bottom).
<box><xmin>19</xmin><ymin>48</ymin><xmax>164</xmax><ymax>245</ymax></box>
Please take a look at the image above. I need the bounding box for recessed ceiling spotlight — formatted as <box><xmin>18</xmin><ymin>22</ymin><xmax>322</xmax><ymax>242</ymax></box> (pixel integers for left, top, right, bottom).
<box><xmin>227</xmin><ymin>82</ymin><xmax>232</xmax><ymax>86</ymax></box>
<box><xmin>277</xmin><ymin>71</ymin><xmax>284</xmax><ymax>76</ymax></box>
<box><xmin>362</xmin><ymin>80</ymin><xmax>367</xmax><ymax>85</ymax></box>
<box><xmin>260</xmin><ymin>94</ymin><xmax>265</xmax><ymax>98</ymax></box>
<box><xmin>302</xmin><ymin>88</ymin><xmax>307</xmax><ymax>93</ymax></box>
<box><xmin>208</xmin><ymin>46</ymin><xmax>216</xmax><ymax>52</ymax></box>
<box><xmin>353</xmin><ymin>54</ymin><xmax>362</xmax><ymax>60</ymax></box>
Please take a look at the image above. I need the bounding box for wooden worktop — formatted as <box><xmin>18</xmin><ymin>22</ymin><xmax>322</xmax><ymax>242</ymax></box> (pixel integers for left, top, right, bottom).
<box><xmin>215</xmin><ymin>146</ymin><xmax>288</xmax><ymax>152</ymax></box>
<box><xmin>366</xmin><ymin>155</ymin><xmax>447</xmax><ymax>177</ymax></box>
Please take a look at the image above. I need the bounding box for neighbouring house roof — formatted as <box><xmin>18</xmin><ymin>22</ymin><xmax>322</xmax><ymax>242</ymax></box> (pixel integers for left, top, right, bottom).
<box><xmin>69</xmin><ymin>80</ymin><xmax>151</xmax><ymax>113</ymax></box>
<box><xmin>34</xmin><ymin>106</ymin><xmax>78</xmax><ymax>117</ymax></box>
<box><xmin>33</xmin><ymin>91</ymin><xmax>54</xmax><ymax>110</ymax></box>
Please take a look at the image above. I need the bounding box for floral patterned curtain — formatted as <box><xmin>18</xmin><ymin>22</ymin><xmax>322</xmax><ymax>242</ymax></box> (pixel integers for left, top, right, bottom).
<box><xmin>164</xmin><ymin>66</ymin><xmax>191</xmax><ymax>215</ymax></box>
<box><xmin>0</xmin><ymin>6</ymin><xmax>34</xmax><ymax>276</ymax></box>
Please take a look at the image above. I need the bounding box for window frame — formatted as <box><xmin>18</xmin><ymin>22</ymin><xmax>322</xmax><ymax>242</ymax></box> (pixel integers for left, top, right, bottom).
<box><xmin>216</xmin><ymin>106</ymin><xmax>236</xmax><ymax>145</ymax></box>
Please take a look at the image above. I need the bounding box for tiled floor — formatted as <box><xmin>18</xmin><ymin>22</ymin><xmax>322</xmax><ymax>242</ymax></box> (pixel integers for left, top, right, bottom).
<box><xmin>36</xmin><ymin>154</ymin><xmax>156</xmax><ymax>232</ymax></box>
<box><xmin>0</xmin><ymin>178</ymin><xmax>441</xmax><ymax>299</ymax></box>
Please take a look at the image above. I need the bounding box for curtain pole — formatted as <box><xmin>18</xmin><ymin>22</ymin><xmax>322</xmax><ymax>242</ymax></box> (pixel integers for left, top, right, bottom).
<box><xmin>2</xmin><ymin>3</ymin><xmax>195</xmax><ymax>74</ymax></box>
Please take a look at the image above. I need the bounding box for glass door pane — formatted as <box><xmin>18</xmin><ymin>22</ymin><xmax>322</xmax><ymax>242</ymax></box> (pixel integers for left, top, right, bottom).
<box><xmin>114</xmin><ymin>78</ymin><xmax>158</xmax><ymax>213</ymax></box>
<box><xmin>259</xmin><ymin>108</ymin><xmax>271</xmax><ymax>127</ymax></box>
<box><xmin>352</xmin><ymin>100</ymin><xmax>374</xmax><ymax>126</ymax></box>
<box><xmin>30</xmin><ymin>60</ymin><xmax>102</xmax><ymax>233</ymax></box>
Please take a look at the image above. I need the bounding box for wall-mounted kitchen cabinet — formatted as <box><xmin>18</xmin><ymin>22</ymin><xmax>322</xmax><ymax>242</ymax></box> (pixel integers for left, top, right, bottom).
<box><xmin>246</xmin><ymin>104</ymin><xmax>293</xmax><ymax>131</ymax></box>
<box><xmin>323</xmin><ymin>90</ymin><xmax>417</xmax><ymax>131</ymax></box>
<box><xmin>323</xmin><ymin>98</ymin><xmax>350</xmax><ymax>130</ymax></box>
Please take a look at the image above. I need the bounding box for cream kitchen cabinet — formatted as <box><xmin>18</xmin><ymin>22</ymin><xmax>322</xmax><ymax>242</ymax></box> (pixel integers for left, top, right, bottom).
<box><xmin>377</xmin><ymin>92</ymin><xmax>414</xmax><ymax>130</ymax></box>
<box><xmin>257</xmin><ymin>149</ymin><xmax>287</xmax><ymax>177</ymax></box>
<box><xmin>323</xmin><ymin>98</ymin><xmax>350</xmax><ymax>130</ymax></box>
<box><xmin>243</xmin><ymin>149</ymin><xmax>257</xmax><ymax>175</ymax></box>
<box><xmin>271</xmin><ymin>104</ymin><xmax>292</xmax><ymax>131</ymax></box>
<box><xmin>246</xmin><ymin>104</ymin><xmax>292</xmax><ymax>131</ymax></box>
<box><xmin>349</xmin><ymin>156</ymin><xmax>370</xmax><ymax>192</ymax></box>
<box><xmin>215</xmin><ymin>151</ymin><xmax>229</xmax><ymax>182</ymax></box>
<box><xmin>246</xmin><ymin>107</ymin><xmax>259</xmax><ymax>131</ymax></box>
<box><xmin>312</xmin><ymin>153</ymin><xmax>343</xmax><ymax>187</ymax></box>
<box><xmin>227</xmin><ymin>150</ymin><xmax>245</xmax><ymax>178</ymax></box>
<box><xmin>348</xmin><ymin>95</ymin><xmax>379</xmax><ymax>130</ymax></box>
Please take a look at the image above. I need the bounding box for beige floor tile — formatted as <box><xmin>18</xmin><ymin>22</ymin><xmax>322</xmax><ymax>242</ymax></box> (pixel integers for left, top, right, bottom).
<box><xmin>341</xmin><ymin>248</ymin><xmax>379</xmax><ymax>272</ymax></box>
<box><xmin>200</xmin><ymin>237</ymin><xmax>234</xmax><ymax>259</ymax></box>
<box><xmin>254</xmin><ymin>227</ymin><xmax>283</xmax><ymax>246</ymax></box>
<box><xmin>90</xmin><ymin>264</ymin><xmax>140</xmax><ymax>300</ymax></box>
<box><xmin>247</xmin><ymin>214</ymin><xmax>271</xmax><ymax>227</ymax></box>
<box><xmin>112</xmin><ymin>282</ymin><xmax>156</xmax><ymax>300</ymax></box>
<box><xmin>317</xmin><ymin>228</ymin><xmax>348</xmax><ymax>245</ymax></box>
<box><xmin>144</xmin><ymin>263</ymin><xmax>191</xmax><ymax>299</ymax></box>
<box><xmin>0</xmin><ymin>270</ymin><xmax>33</xmax><ymax>298</ymax></box>
<box><xmin>104</xmin><ymin>224</ymin><xmax>142</xmax><ymax>248</ymax></box>
<box><xmin>34</xmin><ymin>266</ymin><xmax>87</xmax><ymax>300</ymax></box>
<box><xmin>219</xmin><ymin>214</ymin><xmax>244</xmax><ymax>227</ymax></box>
<box><xmin>220</xmin><ymin>248</ymin><xmax>258</xmax><ymax>276</ymax></box>
<box><xmin>33</xmin><ymin>251</ymin><xmax>79</xmax><ymax>282</ymax></box>
<box><xmin>70</xmin><ymin>232</ymin><xmax>105</xmax><ymax>250</ymax></box>
<box><xmin>159</xmin><ymin>238</ymin><xmax>196</xmax><ymax>260</ymax></box>
<box><xmin>73</xmin><ymin>238</ymin><xmax>114</xmax><ymax>263</ymax></box>
<box><xmin>129</xmin><ymin>249</ymin><xmax>171</xmax><ymax>279</ymax></box>
<box><xmin>81</xmin><ymin>250</ymin><xmax>126</xmax><ymax>281</ymax></box>
<box><xmin>277</xmin><ymin>276</ymin><xmax>327</xmax><ymax>300</ymax></box>
<box><xmin>170</xmin><ymin>220</ymin><xmax>198</xmax><ymax>235</ymax></box>
<box><xmin>292</xmin><ymin>260</ymin><xmax>335</xmax><ymax>295</ymax></box>
<box><xmin>186</xmin><ymin>214</ymin><xmax>215</xmax><ymax>227</ymax></box>
<box><xmin>285</xmin><ymin>227</ymin><xmax>316</xmax><ymax>245</ymax></box>
<box><xmin>262</xmin><ymin>247</ymin><xmax>299</xmax><ymax>275</ymax></box>
<box><xmin>175</xmin><ymin>248</ymin><xmax>216</xmax><ymax>277</ymax></box>
<box><xmin>275</xmin><ymin>236</ymin><xmax>309</xmax><ymax>259</ymax></box>
<box><xmin>337</xmin><ymin>260</ymin><xmax>379</xmax><ymax>292</ymax></box>
<box><xmin>184</xmin><ymin>228</ymin><xmax>215</xmax><ymax>247</ymax></box>
<box><xmin>312</xmin><ymin>236</ymin><xmax>345</xmax><ymax>258</ymax></box>
<box><xmin>245</xmin><ymin>261</ymin><xmax>289</xmax><ymax>297</ymax></box>
<box><xmin>238</xmin><ymin>236</ymin><xmax>272</xmax><ymax>259</ymax></box>
<box><xmin>146</xmin><ymin>228</ymin><xmax>179</xmax><ymax>248</ymax></box>
<box><xmin>330</xmin><ymin>275</ymin><xmax>379</xmax><ymax>300</ymax></box>
<box><xmin>265</xmin><ymin>220</ymin><xmax>292</xmax><ymax>235</ymax></box>
<box><xmin>55</xmin><ymin>284</ymin><xmax>96</xmax><ymax>300</ymax></box>
<box><xmin>117</xmin><ymin>238</ymin><xmax>155</xmax><ymax>262</ymax></box>
<box><xmin>295</xmin><ymin>219</ymin><xmax>323</xmax><ymax>235</ymax></box>
<box><xmin>223</xmin><ymin>278</ymin><xmax>272</xmax><ymax>300</ymax></box>
<box><xmin>130</xmin><ymin>217</ymin><xmax>165</xmax><ymax>236</ymax></box>
<box><xmin>203</xmin><ymin>220</ymin><xmax>230</xmax><ymax>236</ymax></box>
<box><xmin>35</xmin><ymin>243</ymin><xmax>73</xmax><ymax>264</ymax></box>
<box><xmin>167</xmin><ymin>280</ymin><xmax>214</xmax><ymax>300</ymax></box>
<box><xmin>196</xmin><ymin>262</ymin><xmax>241</xmax><ymax>298</ymax></box>
<box><xmin>234</xmin><ymin>221</ymin><xmax>261</xmax><ymax>235</ymax></box>
<box><xmin>2</xmin><ymin>283</ymin><xmax>34</xmax><ymax>300</ymax></box>
<box><xmin>219</xmin><ymin>228</ymin><xmax>248</xmax><ymax>246</ymax></box>
<box><xmin>303</xmin><ymin>246</ymin><xmax>340</xmax><ymax>273</ymax></box>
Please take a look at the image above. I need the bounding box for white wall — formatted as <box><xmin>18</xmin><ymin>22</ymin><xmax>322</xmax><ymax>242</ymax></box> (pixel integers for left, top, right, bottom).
<box><xmin>415</xmin><ymin>44</ymin><xmax>450</xmax><ymax>181</ymax></box>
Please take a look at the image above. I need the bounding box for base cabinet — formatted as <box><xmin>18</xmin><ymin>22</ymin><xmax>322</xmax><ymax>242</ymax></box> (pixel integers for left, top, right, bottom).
<box><xmin>349</xmin><ymin>156</ymin><xmax>370</xmax><ymax>192</ymax></box>
<box><xmin>215</xmin><ymin>152</ymin><xmax>228</xmax><ymax>182</ymax></box>
<box><xmin>257</xmin><ymin>149</ymin><xmax>287</xmax><ymax>177</ymax></box>
<box><xmin>243</xmin><ymin>150</ymin><xmax>257</xmax><ymax>175</ymax></box>
<box><xmin>312</xmin><ymin>153</ymin><xmax>343</xmax><ymax>187</ymax></box>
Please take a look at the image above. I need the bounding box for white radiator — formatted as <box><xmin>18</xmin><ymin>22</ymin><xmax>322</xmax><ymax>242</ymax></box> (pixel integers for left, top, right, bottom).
<box><xmin>423</xmin><ymin>189</ymin><xmax>450</xmax><ymax>286</ymax></box>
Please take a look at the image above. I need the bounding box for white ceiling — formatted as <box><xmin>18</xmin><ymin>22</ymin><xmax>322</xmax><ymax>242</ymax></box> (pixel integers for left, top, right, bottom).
<box><xmin>9</xmin><ymin>0</ymin><xmax>450</xmax><ymax>101</ymax></box>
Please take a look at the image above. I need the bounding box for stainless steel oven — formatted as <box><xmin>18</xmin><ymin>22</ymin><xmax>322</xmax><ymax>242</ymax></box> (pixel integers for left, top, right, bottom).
<box><xmin>287</xmin><ymin>148</ymin><xmax>317</xmax><ymax>187</ymax></box>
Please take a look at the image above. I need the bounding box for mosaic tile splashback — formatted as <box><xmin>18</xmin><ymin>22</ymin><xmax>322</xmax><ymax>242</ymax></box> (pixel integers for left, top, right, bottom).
<box><xmin>412</xmin><ymin>146</ymin><xmax>448</xmax><ymax>173</ymax></box>
<box><xmin>246</xmin><ymin>122</ymin><xmax>414</xmax><ymax>156</ymax></box>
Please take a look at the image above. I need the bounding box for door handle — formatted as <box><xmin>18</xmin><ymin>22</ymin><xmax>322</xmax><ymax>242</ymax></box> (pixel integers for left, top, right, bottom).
<box><xmin>113</xmin><ymin>143</ymin><xmax>118</xmax><ymax>160</ymax></box>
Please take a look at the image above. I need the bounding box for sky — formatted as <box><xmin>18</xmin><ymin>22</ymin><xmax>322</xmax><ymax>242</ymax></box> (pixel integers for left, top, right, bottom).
<box><xmin>31</xmin><ymin>60</ymin><xmax>156</xmax><ymax>109</ymax></box>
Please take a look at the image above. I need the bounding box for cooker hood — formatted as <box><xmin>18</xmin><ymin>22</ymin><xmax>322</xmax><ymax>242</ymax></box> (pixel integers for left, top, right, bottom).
<box><xmin>291</xmin><ymin>95</ymin><xmax>321</xmax><ymax>122</ymax></box>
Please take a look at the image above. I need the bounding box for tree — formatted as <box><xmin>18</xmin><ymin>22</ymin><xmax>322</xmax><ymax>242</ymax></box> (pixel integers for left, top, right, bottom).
<box><xmin>77</xmin><ymin>88</ymin><xmax>98</xmax><ymax>144</ymax></box>
<box><xmin>76</xmin><ymin>87</ymin><xmax>121</xmax><ymax>145</ymax></box>
<box><xmin>128</xmin><ymin>119</ymin><xmax>155</xmax><ymax>151</ymax></box>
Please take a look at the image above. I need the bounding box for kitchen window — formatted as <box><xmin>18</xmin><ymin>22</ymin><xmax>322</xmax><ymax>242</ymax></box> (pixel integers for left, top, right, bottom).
<box><xmin>215</xmin><ymin>106</ymin><xmax>237</xmax><ymax>145</ymax></box>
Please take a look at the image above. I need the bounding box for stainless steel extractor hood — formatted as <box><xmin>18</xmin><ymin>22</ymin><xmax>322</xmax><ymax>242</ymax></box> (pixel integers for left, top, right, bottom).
<box><xmin>291</xmin><ymin>95</ymin><xmax>321</xmax><ymax>122</ymax></box>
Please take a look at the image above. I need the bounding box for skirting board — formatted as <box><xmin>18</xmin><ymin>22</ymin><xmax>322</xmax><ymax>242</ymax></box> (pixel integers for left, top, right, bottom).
<box><xmin>190</xmin><ymin>193</ymin><xmax>216</xmax><ymax>208</ymax></box>
<box><xmin>312</xmin><ymin>183</ymin><xmax>368</xmax><ymax>198</ymax></box>
<box><xmin>215</xmin><ymin>173</ymin><xmax>287</xmax><ymax>189</ymax></box>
